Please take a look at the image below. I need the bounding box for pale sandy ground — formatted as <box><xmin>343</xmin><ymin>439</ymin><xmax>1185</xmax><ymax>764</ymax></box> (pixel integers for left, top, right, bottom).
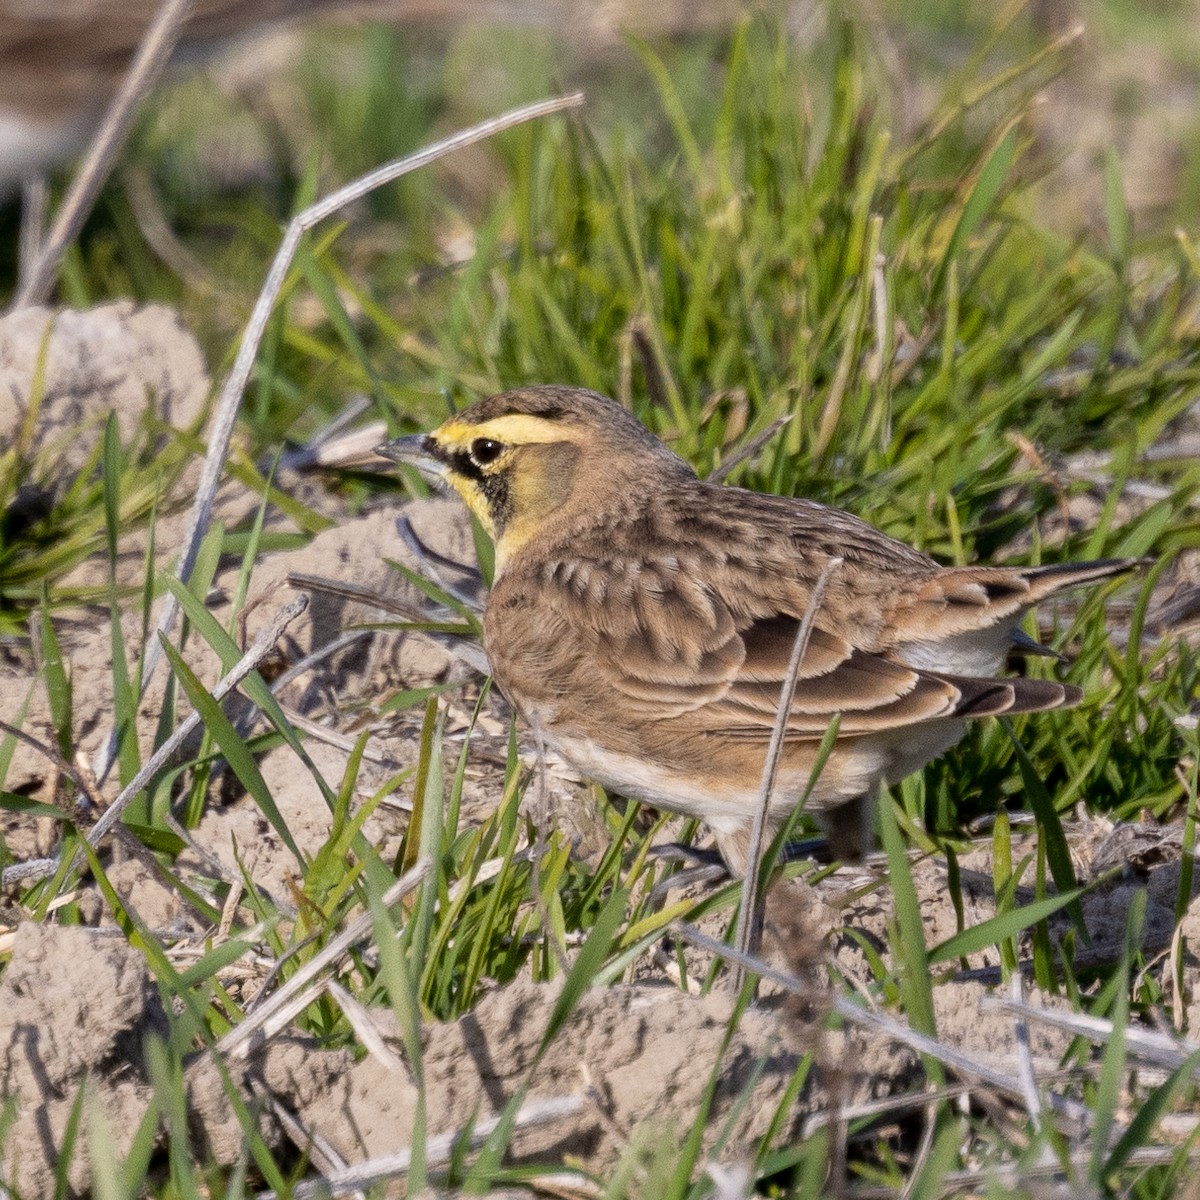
<box><xmin>1</xmin><ymin>291</ymin><xmax>1198</xmax><ymax>1194</ymax></box>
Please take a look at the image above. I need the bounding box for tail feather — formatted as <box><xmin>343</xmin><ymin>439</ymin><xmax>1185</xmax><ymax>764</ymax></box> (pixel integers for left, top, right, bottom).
<box><xmin>939</xmin><ymin>672</ymin><xmax>1081</xmax><ymax>718</ymax></box>
<box><xmin>1018</xmin><ymin>557</ymin><xmax>1147</xmax><ymax>602</ymax></box>
<box><xmin>905</xmin><ymin>557</ymin><xmax>1146</xmax><ymax>644</ymax></box>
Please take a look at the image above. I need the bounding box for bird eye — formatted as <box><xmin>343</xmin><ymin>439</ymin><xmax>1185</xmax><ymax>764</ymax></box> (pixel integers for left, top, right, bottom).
<box><xmin>470</xmin><ymin>438</ymin><xmax>504</xmax><ymax>466</ymax></box>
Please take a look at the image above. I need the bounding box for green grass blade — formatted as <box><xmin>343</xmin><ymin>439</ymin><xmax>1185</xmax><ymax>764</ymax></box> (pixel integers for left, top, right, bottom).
<box><xmin>163</xmin><ymin>574</ymin><xmax>338</xmax><ymax>812</ymax></box>
<box><xmin>932</xmin><ymin>123</ymin><xmax>1017</xmax><ymax>299</ymax></box>
<box><xmin>1002</xmin><ymin>719</ymin><xmax>1086</xmax><ymax>939</ymax></box>
<box><xmin>463</xmin><ymin>887</ymin><xmax>629</xmax><ymax>1191</ymax></box>
<box><xmin>1089</xmin><ymin>890</ymin><xmax>1144</xmax><ymax>1186</ymax></box>
<box><xmin>928</xmin><ymin>885</ymin><xmax>1085</xmax><ymax>966</ymax></box>
<box><xmin>35</xmin><ymin>605</ymin><xmax>72</xmax><ymax>760</ymax></box>
<box><xmin>1104</xmin><ymin>147</ymin><xmax>1131</xmax><ymax>267</ymax></box>
<box><xmin>1105</xmin><ymin>1047</ymin><xmax>1200</xmax><ymax>1178</ymax></box>
<box><xmin>52</xmin><ymin>1082</ymin><xmax>89</xmax><ymax>1200</ymax></box>
<box><xmin>880</xmin><ymin>793</ymin><xmax>942</xmax><ymax>1083</ymax></box>
<box><xmin>158</xmin><ymin>634</ymin><xmax>305</xmax><ymax>866</ymax></box>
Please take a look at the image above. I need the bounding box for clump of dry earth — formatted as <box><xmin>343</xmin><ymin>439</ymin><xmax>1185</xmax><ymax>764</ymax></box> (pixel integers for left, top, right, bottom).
<box><xmin>1</xmin><ymin>304</ymin><xmax>1199</xmax><ymax>1195</ymax></box>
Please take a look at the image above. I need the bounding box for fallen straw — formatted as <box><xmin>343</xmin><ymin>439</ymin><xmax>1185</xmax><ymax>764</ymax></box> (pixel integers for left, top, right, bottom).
<box><xmin>1</xmin><ymin>596</ymin><xmax>308</xmax><ymax>888</ymax></box>
<box><xmin>10</xmin><ymin>0</ymin><xmax>196</xmax><ymax>310</ymax></box>
<box><xmin>92</xmin><ymin>90</ymin><xmax>585</xmax><ymax>783</ymax></box>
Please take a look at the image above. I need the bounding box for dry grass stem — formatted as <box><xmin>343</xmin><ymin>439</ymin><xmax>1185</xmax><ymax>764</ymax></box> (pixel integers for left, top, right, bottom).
<box><xmin>325</xmin><ymin>980</ymin><xmax>411</xmax><ymax>1079</ymax></box>
<box><xmin>852</xmin><ymin>1144</ymin><xmax>1198</xmax><ymax>1200</ymax></box>
<box><xmin>734</xmin><ymin>556</ymin><xmax>843</xmax><ymax>969</ymax></box>
<box><xmin>16</xmin><ymin>176</ymin><xmax>48</xmax><ymax>293</ymax></box>
<box><xmin>984</xmin><ymin>994</ymin><xmax>1200</xmax><ymax>1075</ymax></box>
<box><xmin>10</xmin><ymin>0</ymin><xmax>196</xmax><ymax>310</ymax></box>
<box><xmin>285</xmin><ymin>573</ymin><xmax>454</xmax><ymax>623</ymax></box>
<box><xmin>259</xmin><ymin>1094</ymin><xmax>586</xmax><ymax>1200</ymax></box>
<box><xmin>674</xmin><ymin>919</ymin><xmax>1099</xmax><ymax>1133</ymax></box>
<box><xmin>256</xmin><ymin>1084</ymin><xmax>356</xmax><ymax>1184</ymax></box>
<box><xmin>216</xmin><ymin>857</ymin><xmax>429</xmax><ymax>1061</ymax></box>
<box><xmin>0</xmin><ymin>719</ymin><xmax>100</xmax><ymax>811</ymax></box>
<box><xmin>800</xmin><ymin>1082</ymin><xmax>977</xmax><ymax>1137</ymax></box>
<box><xmin>104</xmin><ymin>91</ymin><xmax>584</xmax><ymax>783</ymax></box>
<box><xmin>394</xmin><ymin>515</ymin><xmax>486</xmax><ymax>612</ymax></box>
<box><xmin>705</xmin><ymin>414</ymin><xmax>794</xmax><ymax>483</ymax></box>
<box><xmin>121</xmin><ymin>162</ymin><xmax>218</xmax><ymax>292</ymax></box>
<box><xmin>1009</xmin><ymin>971</ymin><xmax>1045</xmax><ymax>1132</ymax></box>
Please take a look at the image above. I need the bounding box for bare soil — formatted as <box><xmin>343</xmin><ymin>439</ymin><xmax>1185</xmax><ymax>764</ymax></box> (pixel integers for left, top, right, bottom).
<box><xmin>1</xmin><ymin>305</ymin><xmax>1197</xmax><ymax>1195</ymax></box>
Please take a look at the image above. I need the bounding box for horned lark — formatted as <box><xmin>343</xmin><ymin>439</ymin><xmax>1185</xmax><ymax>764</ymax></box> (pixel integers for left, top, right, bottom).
<box><xmin>378</xmin><ymin>386</ymin><xmax>1137</xmax><ymax>872</ymax></box>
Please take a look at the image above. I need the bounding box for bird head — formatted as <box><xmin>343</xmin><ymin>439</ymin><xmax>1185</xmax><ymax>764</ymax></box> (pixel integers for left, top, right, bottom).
<box><xmin>377</xmin><ymin>385</ymin><xmax>693</xmax><ymax>573</ymax></box>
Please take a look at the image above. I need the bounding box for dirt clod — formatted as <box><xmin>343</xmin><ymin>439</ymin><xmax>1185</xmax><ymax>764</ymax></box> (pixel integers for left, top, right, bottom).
<box><xmin>0</xmin><ymin>302</ymin><xmax>208</xmax><ymax>472</ymax></box>
<box><xmin>196</xmin><ymin>980</ymin><xmax>819</xmax><ymax>1172</ymax></box>
<box><xmin>0</xmin><ymin>924</ymin><xmax>165</xmax><ymax>1198</ymax></box>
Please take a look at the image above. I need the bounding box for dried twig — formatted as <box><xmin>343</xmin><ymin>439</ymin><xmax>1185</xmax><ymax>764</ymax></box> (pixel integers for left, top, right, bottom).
<box><xmin>1</xmin><ymin>596</ymin><xmax>308</xmax><ymax>888</ymax></box>
<box><xmin>733</xmin><ymin>557</ymin><xmax>843</xmax><ymax>971</ymax></box>
<box><xmin>91</xmin><ymin>91</ymin><xmax>584</xmax><ymax>784</ymax></box>
<box><xmin>10</xmin><ymin>0</ymin><xmax>196</xmax><ymax>310</ymax></box>
<box><xmin>90</xmin><ymin>596</ymin><xmax>307</xmax><ymax>848</ymax></box>
<box><xmin>897</xmin><ymin>1099</ymin><xmax>940</xmax><ymax>1200</ymax></box>
<box><xmin>0</xmin><ymin>856</ymin><xmax>60</xmax><ymax>885</ymax></box>
<box><xmin>282</xmin><ymin>570</ymin><xmax>489</xmax><ymax>674</ymax></box>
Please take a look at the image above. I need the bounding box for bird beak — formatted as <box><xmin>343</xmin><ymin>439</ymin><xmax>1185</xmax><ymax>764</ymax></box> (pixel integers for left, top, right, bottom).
<box><xmin>375</xmin><ymin>434</ymin><xmax>447</xmax><ymax>482</ymax></box>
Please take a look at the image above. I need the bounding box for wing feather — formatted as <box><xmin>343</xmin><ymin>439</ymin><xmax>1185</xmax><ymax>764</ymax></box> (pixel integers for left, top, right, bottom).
<box><xmin>528</xmin><ymin>554</ymin><xmax>1052</xmax><ymax>739</ymax></box>
<box><xmin>494</xmin><ymin>483</ymin><xmax>1125</xmax><ymax>741</ymax></box>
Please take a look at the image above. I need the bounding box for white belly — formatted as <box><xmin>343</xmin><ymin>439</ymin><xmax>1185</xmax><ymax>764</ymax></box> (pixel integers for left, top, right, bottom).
<box><xmin>895</xmin><ymin>625</ymin><xmax>1013</xmax><ymax>678</ymax></box>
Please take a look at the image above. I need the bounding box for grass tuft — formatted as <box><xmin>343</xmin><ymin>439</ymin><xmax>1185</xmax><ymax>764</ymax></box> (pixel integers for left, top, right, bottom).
<box><xmin>2</xmin><ymin>7</ymin><xmax>1200</xmax><ymax>1196</ymax></box>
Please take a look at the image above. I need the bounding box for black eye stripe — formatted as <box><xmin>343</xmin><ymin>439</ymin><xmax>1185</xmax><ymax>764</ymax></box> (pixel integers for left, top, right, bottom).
<box><xmin>447</xmin><ymin>450</ymin><xmax>483</xmax><ymax>482</ymax></box>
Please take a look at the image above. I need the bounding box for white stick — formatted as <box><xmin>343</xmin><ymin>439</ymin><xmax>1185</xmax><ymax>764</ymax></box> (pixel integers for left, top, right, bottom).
<box><xmin>734</xmin><ymin>557</ymin><xmax>843</xmax><ymax>966</ymax></box>
<box><xmin>93</xmin><ymin>90</ymin><xmax>585</xmax><ymax>782</ymax></box>
<box><xmin>10</xmin><ymin>0</ymin><xmax>196</xmax><ymax>310</ymax></box>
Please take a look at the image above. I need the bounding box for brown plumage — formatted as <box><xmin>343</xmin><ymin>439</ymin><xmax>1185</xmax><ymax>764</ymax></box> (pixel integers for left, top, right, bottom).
<box><xmin>379</xmin><ymin>385</ymin><xmax>1139</xmax><ymax>872</ymax></box>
